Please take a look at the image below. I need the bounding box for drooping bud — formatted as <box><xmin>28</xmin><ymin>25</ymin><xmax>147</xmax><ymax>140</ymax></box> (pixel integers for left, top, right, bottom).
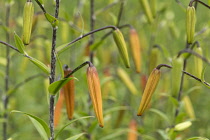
<box><xmin>186</xmin><ymin>6</ymin><xmax>196</xmax><ymax>44</ymax></box>
<box><xmin>54</xmin><ymin>89</ymin><xmax>65</xmax><ymax>127</ymax></box>
<box><xmin>183</xmin><ymin>96</ymin><xmax>195</xmax><ymax>119</ymax></box>
<box><xmin>117</xmin><ymin>68</ymin><xmax>137</xmax><ymax>95</ymax></box>
<box><xmin>127</xmin><ymin>120</ymin><xmax>138</xmax><ymax>140</ymax></box>
<box><xmin>194</xmin><ymin>47</ymin><xmax>203</xmax><ymax>78</ymax></box>
<box><xmin>22</xmin><ymin>1</ymin><xmax>34</xmax><ymax>45</ymax></box>
<box><xmin>87</xmin><ymin>63</ymin><xmax>104</xmax><ymax>127</ymax></box>
<box><xmin>113</xmin><ymin>29</ymin><xmax>130</xmax><ymax>68</ymax></box>
<box><xmin>129</xmin><ymin>28</ymin><xmax>141</xmax><ymax>73</ymax></box>
<box><xmin>137</xmin><ymin>68</ymin><xmax>161</xmax><ymax>116</ymax></box>
<box><xmin>171</xmin><ymin>57</ymin><xmax>183</xmax><ymax>97</ymax></box>
<box><xmin>63</xmin><ymin>66</ymin><xmax>75</xmax><ymax>120</ymax></box>
<box><xmin>139</xmin><ymin>0</ymin><xmax>154</xmax><ymax>23</ymax></box>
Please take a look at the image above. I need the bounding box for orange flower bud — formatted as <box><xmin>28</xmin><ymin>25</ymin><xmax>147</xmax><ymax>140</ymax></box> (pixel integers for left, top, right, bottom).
<box><xmin>129</xmin><ymin>28</ymin><xmax>141</xmax><ymax>73</ymax></box>
<box><xmin>87</xmin><ymin>64</ymin><xmax>104</xmax><ymax>127</ymax></box>
<box><xmin>54</xmin><ymin>89</ymin><xmax>64</xmax><ymax>127</ymax></box>
<box><xmin>63</xmin><ymin>67</ymin><xmax>75</xmax><ymax>120</ymax></box>
<box><xmin>137</xmin><ymin>68</ymin><xmax>161</xmax><ymax>116</ymax></box>
<box><xmin>127</xmin><ymin>120</ymin><xmax>138</xmax><ymax>140</ymax></box>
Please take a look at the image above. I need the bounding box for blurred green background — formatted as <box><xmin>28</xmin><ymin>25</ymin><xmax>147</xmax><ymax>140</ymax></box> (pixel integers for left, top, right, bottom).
<box><xmin>0</xmin><ymin>0</ymin><xmax>210</xmax><ymax>139</ymax></box>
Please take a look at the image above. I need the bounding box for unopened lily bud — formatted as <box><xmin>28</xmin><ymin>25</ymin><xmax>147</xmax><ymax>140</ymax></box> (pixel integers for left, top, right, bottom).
<box><xmin>171</xmin><ymin>57</ymin><xmax>183</xmax><ymax>97</ymax></box>
<box><xmin>174</xmin><ymin>121</ymin><xmax>192</xmax><ymax>131</ymax></box>
<box><xmin>129</xmin><ymin>28</ymin><xmax>141</xmax><ymax>73</ymax></box>
<box><xmin>54</xmin><ymin>89</ymin><xmax>64</xmax><ymax>127</ymax></box>
<box><xmin>127</xmin><ymin>120</ymin><xmax>138</xmax><ymax>140</ymax></box>
<box><xmin>87</xmin><ymin>63</ymin><xmax>104</xmax><ymax>127</ymax></box>
<box><xmin>113</xmin><ymin>29</ymin><xmax>130</xmax><ymax>68</ymax></box>
<box><xmin>186</xmin><ymin>6</ymin><xmax>196</xmax><ymax>44</ymax></box>
<box><xmin>137</xmin><ymin>68</ymin><xmax>161</xmax><ymax>116</ymax></box>
<box><xmin>22</xmin><ymin>1</ymin><xmax>34</xmax><ymax>45</ymax></box>
<box><xmin>117</xmin><ymin>68</ymin><xmax>137</xmax><ymax>95</ymax></box>
<box><xmin>183</xmin><ymin>96</ymin><xmax>195</xmax><ymax>119</ymax></box>
<box><xmin>194</xmin><ymin>47</ymin><xmax>203</xmax><ymax>78</ymax></box>
<box><xmin>63</xmin><ymin>66</ymin><xmax>75</xmax><ymax>120</ymax></box>
<box><xmin>139</xmin><ymin>0</ymin><xmax>154</xmax><ymax>23</ymax></box>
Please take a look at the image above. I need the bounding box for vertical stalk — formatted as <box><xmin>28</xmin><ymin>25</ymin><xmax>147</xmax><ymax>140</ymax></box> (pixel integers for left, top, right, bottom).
<box><xmin>89</xmin><ymin>0</ymin><xmax>95</xmax><ymax>63</ymax></box>
<box><xmin>116</xmin><ymin>1</ymin><xmax>124</xmax><ymax>27</ymax></box>
<box><xmin>2</xmin><ymin>3</ymin><xmax>10</xmax><ymax>140</ymax></box>
<box><xmin>174</xmin><ymin>42</ymin><xmax>190</xmax><ymax>118</ymax></box>
<box><xmin>49</xmin><ymin>0</ymin><xmax>60</xmax><ymax>140</ymax></box>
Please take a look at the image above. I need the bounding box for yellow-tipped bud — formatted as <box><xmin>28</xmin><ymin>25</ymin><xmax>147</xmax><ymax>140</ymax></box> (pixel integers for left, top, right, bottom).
<box><xmin>127</xmin><ymin>120</ymin><xmax>138</xmax><ymax>140</ymax></box>
<box><xmin>183</xmin><ymin>96</ymin><xmax>195</xmax><ymax>119</ymax></box>
<box><xmin>87</xmin><ymin>64</ymin><xmax>104</xmax><ymax>127</ymax></box>
<box><xmin>117</xmin><ymin>68</ymin><xmax>138</xmax><ymax>95</ymax></box>
<box><xmin>137</xmin><ymin>68</ymin><xmax>161</xmax><ymax>116</ymax></box>
<box><xmin>113</xmin><ymin>29</ymin><xmax>130</xmax><ymax>68</ymax></box>
<box><xmin>186</xmin><ymin>6</ymin><xmax>196</xmax><ymax>44</ymax></box>
<box><xmin>63</xmin><ymin>67</ymin><xmax>75</xmax><ymax>120</ymax></box>
<box><xmin>22</xmin><ymin>1</ymin><xmax>34</xmax><ymax>45</ymax></box>
<box><xmin>194</xmin><ymin>47</ymin><xmax>203</xmax><ymax>78</ymax></box>
<box><xmin>129</xmin><ymin>28</ymin><xmax>141</xmax><ymax>73</ymax></box>
<box><xmin>54</xmin><ymin>89</ymin><xmax>64</xmax><ymax>127</ymax></box>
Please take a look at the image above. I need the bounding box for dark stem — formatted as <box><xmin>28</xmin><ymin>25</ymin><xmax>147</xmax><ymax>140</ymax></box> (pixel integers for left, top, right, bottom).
<box><xmin>3</xmin><ymin>4</ymin><xmax>10</xmax><ymax>140</ymax></box>
<box><xmin>0</xmin><ymin>41</ymin><xmax>20</xmax><ymax>53</ymax></box>
<box><xmin>116</xmin><ymin>1</ymin><xmax>124</xmax><ymax>27</ymax></box>
<box><xmin>34</xmin><ymin>0</ymin><xmax>46</xmax><ymax>13</ymax></box>
<box><xmin>175</xmin><ymin>42</ymin><xmax>190</xmax><ymax>118</ymax></box>
<box><xmin>57</xmin><ymin>25</ymin><xmax>117</xmax><ymax>54</ymax></box>
<box><xmin>27</xmin><ymin>0</ymin><xmax>32</xmax><ymax>2</ymax></box>
<box><xmin>189</xmin><ymin>0</ymin><xmax>210</xmax><ymax>9</ymax></box>
<box><xmin>89</xmin><ymin>0</ymin><xmax>95</xmax><ymax>63</ymax></box>
<box><xmin>49</xmin><ymin>0</ymin><xmax>60</xmax><ymax>140</ymax></box>
<box><xmin>175</xmin><ymin>0</ymin><xmax>185</xmax><ymax>8</ymax></box>
<box><xmin>156</xmin><ymin>64</ymin><xmax>210</xmax><ymax>87</ymax></box>
<box><xmin>65</xmin><ymin>61</ymin><xmax>91</xmax><ymax>78</ymax></box>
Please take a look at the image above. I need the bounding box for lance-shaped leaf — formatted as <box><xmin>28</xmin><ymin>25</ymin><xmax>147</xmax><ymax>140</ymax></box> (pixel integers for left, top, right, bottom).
<box><xmin>137</xmin><ymin>68</ymin><xmax>161</xmax><ymax>116</ymax></box>
<box><xmin>29</xmin><ymin>57</ymin><xmax>50</xmax><ymax>74</ymax></box>
<box><xmin>113</xmin><ymin>28</ymin><xmax>130</xmax><ymax>68</ymax></box>
<box><xmin>87</xmin><ymin>64</ymin><xmax>104</xmax><ymax>127</ymax></box>
<box><xmin>14</xmin><ymin>32</ymin><xmax>26</xmax><ymax>54</ymax></box>
<box><xmin>22</xmin><ymin>1</ymin><xmax>34</xmax><ymax>45</ymax></box>
<box><xmin>65</xmin><ymin>133</ymin><xmax>86</xmax><ymax>140</ymax></box>
<box><xmin>117</xmin><ymin>67</ymin><xmax>137</xmax><ymax>95</ymax></box>
<box><xmin>11</xmin><ymin>110</ymin><xmax>50</xmax><ymax>140</ymax></box>
<box><xmin>63</xmin><ymin>67</ymin><xmax>75</xmax><ymax>120</ymax></box>
<box><xmin>44</xmin><ymin>13</ymin><xmax>59</xmax><ymax>28</ymax></box>
<box><xmin>48</xmin><ymin>77</ymin><xmax>77</xmax><ymax>95</ymax></box>
<box><xmin>129</xmin><ymin>28</ymin><xmax>141</xmax><ymax>73</ymax></box>
<box><xmin>186</xmin><ymin>6</ymin><xmax>196</xmax><ymax>44</ymax></box>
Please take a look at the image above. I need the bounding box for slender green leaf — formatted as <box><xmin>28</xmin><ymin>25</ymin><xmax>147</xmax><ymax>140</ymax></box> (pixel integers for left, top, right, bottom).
<box><xmin>65</xmin><ymin>133</ymin><xmax>86</xmax><ymax>140</ymax></box>
<box><xmin>187</xmin><ymin>137</ymin><xmax>209</xmax><ymax>140</ymax></box>
<box><xmin>149</xmin><ymin>108</ymin><xmax>170</xmax><ymax>124</ymax></box>
<box><xmin>104</xmin><ymin>106</ymin><xmax>128</xmax><ymax>115</ymax></box>
<box><xmin>29</xmin><ymin>57</ymin><xmax>50</xmax><ymax>74</ymax></box>
<box><xmin>48</xmin><ymin>77</ymin><xmax>77</xmax><ymax>95</ymax></box>
<box><xmin>14</xmin><ymin>32</ymin><xmax>26</xmax><ymax>54</ymax></box>
<box><xmin>11</xmin><ymin>110</ymin><xmax>50</xmax><ymax>140</ymax></box>
<box><xmin>56</xmin><ymin>43</ymin><xmax>73</xmax><ymax>55</ymax></box>
<box><xmin>200</xmin><ymin>66</ymin><xmax>210</xmax><ymax>89</ymax></box>
<box><xmin>44</xmin><ymin>13</ymin><xmax>59</xmax><ymax>28</ymax></box>
<box><xmin>55</xmin><ymin>116</ymin><xmax>94</xmax><ymax>140</ymax></box>
<box><xmin>100</xmin><ymin>129</ymin><xmax>130</xmax><ymax>140</ymax></box>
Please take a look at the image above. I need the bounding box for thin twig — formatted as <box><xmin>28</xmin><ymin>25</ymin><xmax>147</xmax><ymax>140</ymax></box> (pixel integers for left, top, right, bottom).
<box><xmin>57</xmin><ymin>25</ymin><xmax>117</xmax><ymax>54</ymax></box>
<box><xmin>116</xmin><ymin>1</ymin><xmax>124</xmax><ymax>27</ymax></box>
<box><xmin>189</xmin><ymin>0</ymin><xmax>210</xmax><ymax>9</ymax></box>
<box><xmin>34</xmin><ymin>0</ymin><xmax>46</xmax><ymax>13</ymax></box>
